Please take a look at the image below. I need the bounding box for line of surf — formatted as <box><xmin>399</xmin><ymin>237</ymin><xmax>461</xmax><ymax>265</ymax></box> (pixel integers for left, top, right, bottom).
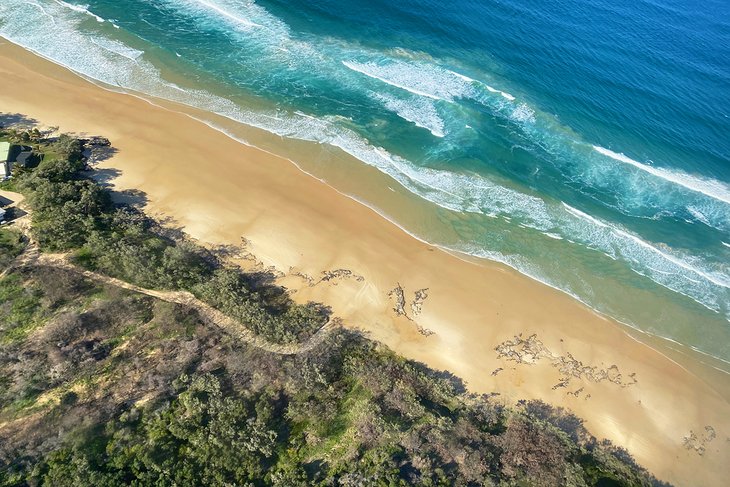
<box><xmin>53</xmin><ymin>0</ymin><xmax>105</xmax><ymax>23</ymax></box>
<box><xmin>593</xmin><ymin>145</ymin><xmax>730</xmax><ymax>205</ymax></box>
<box><xmin>372</xmin><ymin>92</ymin><xmax>446</xmax><ymax>138</ymax></box>
<box><xmin>563</xmin><ymin>202</ymin><xmax>730</xmax><ymax>290</ymax></box>
<box><xmin>185</xmin><ymin>0</ymin><xmax>262</xmax><ymax>28</ymax></box>
<box><xmin>342</xmin><ymin>61</ymin><xmax>447</xmax><ymax>101</ymax></box>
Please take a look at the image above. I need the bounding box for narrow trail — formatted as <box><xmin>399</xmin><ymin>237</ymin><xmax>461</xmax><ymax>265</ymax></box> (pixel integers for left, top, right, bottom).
<box><xmin>0</xmin><ymin>217</ymin><xmax>38</xmax><ymax>280</ymax></box>
<box><xmin>2</xmin><ymin>217</ymin><xmax>336</xmax><ymax>355</ymax></box>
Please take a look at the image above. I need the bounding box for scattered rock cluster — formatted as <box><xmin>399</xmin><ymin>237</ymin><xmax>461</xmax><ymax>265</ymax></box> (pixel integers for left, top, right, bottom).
<box><xmin>320</xmin><ymin>269</ymin><xmax>365</xmax><ymax>284</ymax></box>
<box><xmin>290</xmin><ymin>268</ymin><xmax>365</xmax><ymax>287</ymax></box>
<box><xmin>410</xmin><ymin>288</ymin><xmax>429</xmax><ymax>316</ymax></box>
<box><xmin>388</xmin><ymin>284</ymin><xmax>408</xmax><ymax>317</ymax></box>
<box><xmin>388</xmin><ymin>284</ymin><xmax>434</xmax><ymax>336</ymax></box>
<box><xmin>494</xmin><ymin>334</ymin><xmax>638</xmax><ymax>396</ymax></box>
<box><xmin>683</xmin><ymin>426</ymin><xmax>716</xmax><ymax>456</ymax></box>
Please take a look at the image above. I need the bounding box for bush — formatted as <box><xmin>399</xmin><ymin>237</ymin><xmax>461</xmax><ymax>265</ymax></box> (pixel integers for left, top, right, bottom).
<box><xmin>0</xmin><ymin>228</ymin><xmax>25</xmax><ymax>270</ymax></box>
<box><xmin>13</xmin><ymin>135</ymin><xmax>327</xmax><ymax>344</ymax></box>
<box><xmin>195</xmin><ymin>268</ymin><xmax>327</xmax><ymax>343</ymax></box>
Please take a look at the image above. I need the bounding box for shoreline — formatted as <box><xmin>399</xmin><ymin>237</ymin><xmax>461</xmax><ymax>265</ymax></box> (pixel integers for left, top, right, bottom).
<box><xmin>1</xmin><ymin>38</ymin><xmax>729</xmax><ymax>485</ymax></box>
<box><xmin>97</xmin><ymin>79</ymin><xmax>730</xmax><ymax>376</ymax></box>
<box><xmin>14</xmin><ymin>35</ymin><xmax>727</xmax><ymax>368</ymax></box>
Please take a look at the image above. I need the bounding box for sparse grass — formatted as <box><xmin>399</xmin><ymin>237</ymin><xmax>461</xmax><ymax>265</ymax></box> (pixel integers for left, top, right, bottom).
<box><xmin>0</xmin><ymin>273</ymin><xmax>42</xmax><ymax>344</ymax></box>
<box><xmin>0</xmin><ymin>179</ymin><xmax>17</xmax><ymax>191</ymax></box>
<box><xmin>0</xmin><ymin>228</ymin><xmax>25</xmax><ymax>270</ymax></box>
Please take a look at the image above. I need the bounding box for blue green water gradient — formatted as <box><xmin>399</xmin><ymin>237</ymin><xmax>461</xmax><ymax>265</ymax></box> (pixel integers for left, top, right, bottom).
<box><xmin>1</xmin><ymin>0</ymin><xmax>729</xmax><ymax>362</ymax></box>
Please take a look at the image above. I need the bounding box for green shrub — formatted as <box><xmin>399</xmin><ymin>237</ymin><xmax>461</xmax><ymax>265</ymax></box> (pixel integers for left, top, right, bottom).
<box><xmin>13</xmin><ymin>135</ymin><xmax>327</xmax><ymax>344</ymax></box>
<box><xmin>0</xmin><ymin>228</ymin><xmax>25</xmax><ymax>270</ymax></box>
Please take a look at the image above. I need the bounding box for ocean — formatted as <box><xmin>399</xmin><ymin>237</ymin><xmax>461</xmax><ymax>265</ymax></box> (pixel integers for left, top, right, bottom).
<box><xmin>2</xmin><ymin>0</ymin><xmax>729</xmax><ymax>363</ymax></box>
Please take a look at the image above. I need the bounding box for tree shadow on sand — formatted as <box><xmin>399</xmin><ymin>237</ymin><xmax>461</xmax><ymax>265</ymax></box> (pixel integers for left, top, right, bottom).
<box><xmin>90</xmin><ymin>167</ymin><xmax>149</xmax><ymax>208</ymax></box>
<box><xmin>84</xmin><ymin>144</ymin><xmax>118</xmax><ymax>165</ymax></box>
<box><xmin>0</xmin><ymin>112</ymin><xmax>39</xmax><ymax>129</ymax></box>
<box><xmin>114</xmin><ymin>188</ymin><xmax>149</xmax><ymax>208</ymax></box>
<box><xmin>90</xmin><ymin>167</ymin><xmax>121</xmax><ymax>187</ymax></box>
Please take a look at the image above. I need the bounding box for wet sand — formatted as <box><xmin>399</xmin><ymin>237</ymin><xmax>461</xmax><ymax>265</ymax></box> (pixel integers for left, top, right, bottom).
<box><xmin>1</xmin><ymin>39</ymin><xmax>728</xmax><ymax>485</ymax></box>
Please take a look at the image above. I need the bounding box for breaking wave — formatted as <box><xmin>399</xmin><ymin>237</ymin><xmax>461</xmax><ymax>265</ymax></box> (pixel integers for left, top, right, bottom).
<box><xmin>372</xmin><ymin>92</ymin><xmax>446</xmax><ymax>137</ymax></box>
<box><xmin>593</xmin><ymin>145</ymin><xmax>730</xmax><ymax>206</ymax></box>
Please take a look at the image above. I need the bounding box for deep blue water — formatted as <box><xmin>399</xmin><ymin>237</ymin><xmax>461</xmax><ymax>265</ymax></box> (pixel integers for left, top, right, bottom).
<box><xmin>2</xmin><ymin>0</ymin><xmax>729</xmax><ymax>361</ymax></box>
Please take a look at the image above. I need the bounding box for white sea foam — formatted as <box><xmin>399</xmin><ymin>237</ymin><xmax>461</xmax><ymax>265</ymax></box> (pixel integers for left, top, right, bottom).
<box><xmin>372</xmin><ymin>92</ymin><xmax>446</xmax><ymax>137</ymax></box>
<box><xmin>22</xmin><ymin>1</ymin><xmax>56</xmax><ymax>24</ymax></box>
<box><xmin>343</xmin><ymin>59</ymin><xmax>520</xmax><ymax>111</ymax></box>
<box><xmin>158</xmin><ymin>0</ymin><xmax>318</xmax><ymax>72</ymax></box>
<box><xmin>89</xmin><ymin>36</ymin><xmax>144</xmax><ymax>61</ymax></box>
<box><xmin>511</xmin><ymin>103</ymin><xmax>535</xmax><ymax>123</ymax></box>
<box><xmin>593</xmin><ymin>145</ymin><xmax>730</xmax><ymax>206</ymax></box>
<box><xmin>687</xmin><ymin>206</ymin><xmax>710</xmax><ymax>226</ymax></box>
<box><xmin>53</xmin><ymin>0</ymin><xmax>105</xmax><ymax>23</ymax></box>
<box><xmin>614</xmin><ymin>227</ymin><xmax>729</xmax><ymax>288</ymax></box>
<box><xmin>561</xmin><ymin>202</ymin><xmax>730</xmax><ymax>314</ymax></box>
<box><xmin>646</xmin><ymin>266</ymin><xmax>674</xmax><ymax>275</ymax></box>
<box><xmin>188</xmin><ymin>0</ymin><xmax>262</xmax><ymax>28</ymax></box>
<box><xmin>480</xmin><ymin>83</ymin><xmax>515</xmax><ymax>101</ymax></box>
<box><xmin>449</xmin><ymin>70</ymin><xmax>475</xmax><ymax>82</ymax></box>
<box><xmin>343</xmin><ymin>61</ymin><xmax>453</xmax><ymax>101</ymax></box>
<box><xmin>562</xmin><ymin>203</ymin><xmax>608</xmax><ymax>227</ymax></box>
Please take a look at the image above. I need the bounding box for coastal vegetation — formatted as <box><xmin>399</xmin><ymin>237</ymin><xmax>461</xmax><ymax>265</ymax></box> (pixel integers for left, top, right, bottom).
<box><xmin>4</xmin><ymin>128</ymin><xmax>327</xmax><ymax>345</ymax></box>
<box><xmin>0</xmin><ymin>228</ymin><xmax>25</xmax><ymax>269</ymax></box>
<box><xmin>0</xmin><ymin>129</ymin><xmax>666</xmax><ymax>486</ymax></box>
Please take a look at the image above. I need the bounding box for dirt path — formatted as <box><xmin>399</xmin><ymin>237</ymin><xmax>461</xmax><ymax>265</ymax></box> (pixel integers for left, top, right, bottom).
<box><xmin>2</xmin><ymin>219</ymin><xmax>335</xmax><ymax>355</ymax></box>
<box><xmin>0</xmin><ymin>211</ymin><xmax>36</xmax><ymax>280</ymax></box>
<box><xmin>39</xmin><ymin>253</ymin><xmax>336</xmax><ymax>354</ymax></box>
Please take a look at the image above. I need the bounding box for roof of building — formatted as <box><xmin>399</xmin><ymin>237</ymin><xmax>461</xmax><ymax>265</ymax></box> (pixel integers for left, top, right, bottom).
<box><xmin>0</xmin><ymin>142</ymin><xmax>9</xmax><ymax>163</ymax></box>
<box><xmin>16</xmin><ymin>151</ymin><xmax>33</xmax><ymax>167</ymax></box>
<box><xmin>7</xmin><ymin>145</ymin><xmax>30</xmax><ymax>163</ymax></box>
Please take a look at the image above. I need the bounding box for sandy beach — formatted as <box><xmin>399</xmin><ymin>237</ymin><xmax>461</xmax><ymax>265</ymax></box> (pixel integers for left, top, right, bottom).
<box><xmin>1</xmin><ymin>39</ymin><xmax>728</xmax><ymax>485</ymax></box>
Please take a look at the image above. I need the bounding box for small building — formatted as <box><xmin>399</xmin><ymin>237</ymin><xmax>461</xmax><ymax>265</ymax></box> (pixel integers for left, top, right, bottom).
<box><xmin>0</xmin><ymin>141</ymin><xmax>34</xmax><ymax>179</ymax></box>
<box><xmin>0</xmin><ymin>142</ymin><xmax>9</xmax><ymax>179</ymax></box>
<box><xmin>0</xmin><ymin>194</ymin><xmax>13</xmax><ymax>224</ymax></box>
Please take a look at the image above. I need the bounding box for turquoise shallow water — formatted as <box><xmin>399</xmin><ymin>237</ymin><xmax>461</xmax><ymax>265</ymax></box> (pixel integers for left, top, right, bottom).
<box><xmin>1</xmin><ymin>0</ymin><xmax>729</xmax><ymax>362</ymax></box>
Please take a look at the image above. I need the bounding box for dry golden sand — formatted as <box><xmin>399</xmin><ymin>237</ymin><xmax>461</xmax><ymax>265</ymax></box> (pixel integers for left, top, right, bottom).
<box><xmin>1</xmin><ymin>39</ymin><xmax>729</xmax><ymax>486</ymax></box>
